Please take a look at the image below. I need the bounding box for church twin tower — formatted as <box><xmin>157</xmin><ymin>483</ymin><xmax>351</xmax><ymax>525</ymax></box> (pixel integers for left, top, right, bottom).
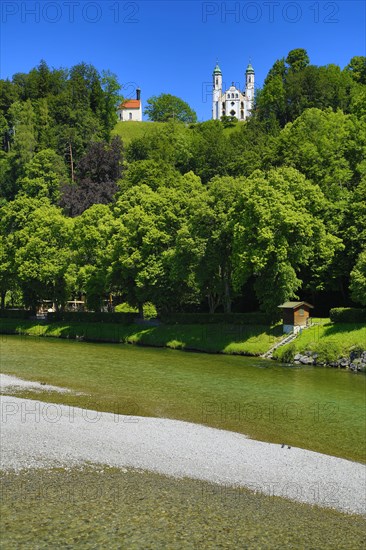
<box><xmin>212</xmin><ymin>62</ymin><xmax>255</xmax><ymax>121</ymax></box>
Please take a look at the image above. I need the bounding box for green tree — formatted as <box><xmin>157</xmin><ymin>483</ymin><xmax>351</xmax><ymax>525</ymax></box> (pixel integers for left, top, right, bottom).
<box><xmin>339</xmin><ymin>177</ymin><xmax>366</xmax><ymax>294</ymax></box>
<box><xmin>18</xmin><ymin>149</ymin><xmax>68</xmax><ymax>203</ymax></box>
<box><xmin>34</xmin><ymin>98</ymin><xmax>56</xmax><ymax>150</ymax></box>
<box><xmin>350</xmin><ymin>84</ymin><xmax>366</xmax><ymax>119</ymax></box>
<box><xmin>110</xmin><ymin>173</ymin><xmax>203</xmax><ymax>314</ymax></box>
<box><xmin>255</xmin><ymin>59</ymin><xmax>287</xmax><ymax>125</ymax></box>
<box><xmin>231</xmin><ymin>168</ymin><xmax>342</xmax><ymax>317</ymax></box>
<box><xmin>0</xmin><ymin>79</ymin><xmax>19</xmax><ymax>151</ymax></box>
<box><xmin>256</xmin><ymin>49</ymin><xmax>358</xmax><ymax>126</ymax></box>
<box><xmin>189</xmin><ymin>120</ymin><xmax>229</xmax><ymax>183</ymax></box>
<box><xmin>126</xmin><ymin>120</ymin><xmax>193</xmax><ymax>173</ymax></box>
<box><xmin>275</xmin><ymin>108</ymin><xmax>364</xmax><ymax>199</ymax></box>
<box><xmin>100</xmin><ymin>70</ymin><xmax>122</xmax><ymax>140</ymax></box>
<box><xmin>8</xmin><ymin>100</ymin><xmax>37</xmax><ymax>183</ymax></box>
<box><xmin>188</xmin><ymin>176</ymin><xmax>242</xmax><ymax>312</ymax></box>
<box><xmin>286</xmin><ymin>48</ymin><xmax>310</xmax><ymax>73</ymax></box>
<box><xmin>0</xmin><ymin>196</ymin><xmax>57</xmax><ymax>309</ymax></box>
<box><xmin>227</xmin><ymin>117</ymin><xmax>279</xmax><ymax>176</ymax></box>
<box><xmin>69</xmin><ymin>204</ymin><xmax>117</xmax><ymax>311</ymax></box>
<box><xmin>119</xmin><ymin>159</ymin><xmax>181</xmax><ymax>193</ymax></box>
<box><xmin>350</xmin><ymin>250</ymin><xmax>366</xmax><ymax>306</ymax></box>
<box><xmin>144</xmin><ymin>93</ymin><xmax>197</xmax><ymax>123</ymax></box>
<box><xmin>346</xmin><ymin>56</ymin><xmax>366</xmax><ymax>85</ymax></box>
<box><xmin>14</xmin><ymin>204</ymin><xmax>73</xmax><ymax>310</ymax></box>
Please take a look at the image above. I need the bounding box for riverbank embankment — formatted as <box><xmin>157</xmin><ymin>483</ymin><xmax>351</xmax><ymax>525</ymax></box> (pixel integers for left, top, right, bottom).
<box><xmin>0</xmin><ymin>318</ymin><xmax>283</xmax><ymax>356</ymax></box>
<box><xmin>0</xmin><ymin>318</ymin><xmax>365</xmax><ymax>364</ymax></box>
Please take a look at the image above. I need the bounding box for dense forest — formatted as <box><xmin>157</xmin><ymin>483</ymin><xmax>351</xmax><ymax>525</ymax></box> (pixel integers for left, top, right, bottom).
<box><xmin>1</xmin><ymin>50</ymin><xmax>365</xmax><ymax>318</ymax></box>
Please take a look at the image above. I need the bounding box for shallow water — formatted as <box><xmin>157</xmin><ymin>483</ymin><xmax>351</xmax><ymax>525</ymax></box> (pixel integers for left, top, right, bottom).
<box><xmin>1</xmin><ymin>335</ymin><xmax>365</xmax><ymax>462</ymax></box>
<box><xmin>1</xmin><ymin>467</ymin><xmax>365</xmax><ymax>549</ymax></box>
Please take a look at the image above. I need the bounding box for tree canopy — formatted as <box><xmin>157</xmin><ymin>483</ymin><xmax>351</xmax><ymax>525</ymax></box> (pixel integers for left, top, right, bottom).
<box><xmin>144</xmin><ymin>93</ymin><xmax>197</xmax><ymax>123</ymax></box>
<box><xmin>1</xmin><ymin>53</ymin><xmax>366</xmax><ymax>315</ymax></box>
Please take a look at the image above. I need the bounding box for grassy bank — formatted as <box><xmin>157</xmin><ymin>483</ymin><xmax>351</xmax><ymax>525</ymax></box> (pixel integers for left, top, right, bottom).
<box><xmin>0</xmin><ymin>319</ymin><xmax>283</xmax><ymax>356</ymax></box>
<box><xmin>1</xmin><ymin>467</ymin><xmax>364</xmax><ymax>549</ymax></box>
<box><xmin>274</xmin><ymin>320</ymin><xmax>366</xmax><ymax>363</ymax></box>
<box><xmin>1</xmin><ymin>318</ymin><xmax>365</xmax><ymax>361</ymax></box>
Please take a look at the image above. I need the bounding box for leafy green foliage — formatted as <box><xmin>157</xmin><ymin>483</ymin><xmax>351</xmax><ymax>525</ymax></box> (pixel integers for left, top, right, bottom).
<box><xmin>1</xmin><ymin>53</ymin><xmax>366</xmax><ymax>315</ymax></box>
<box><xmin>13</xmin><ymin>203</ymin><xmax>73</xmax><ymax>310</ymax></box>
<box><xmin>350</xmin><ymin>251</ymin><xmax>366</xmax><ymax>305</ymax></box>
<box><xmin>19</xmin><ymin>149</ymin><xmax>68</xmax><ymax>202</ymax></box>
<box><xmin>114</xmin><ymin>302</ymin><xmax>157</xmax><ymax>319</ymax></box>
<box><xmin>159</xmin><ymin>312</ymin><xmax>269</xmax><ymax>324</ymax></box>
<box><xmin>47</xmin><ymin>311</ymin><xmax>135</xmax><ymax>323</ymax></box>
<box><xmin>330</xmin><ymin>307</ymin><xmax>366</xmax><ymax>323</ymax></box>
<box><xmin>256</xmin><ymin>49</ymin><xmax>356</xmax><ymax>126</ymax></box>
<box><xmin>144</xmin><ymin>93</ymin><xmax>197</xmax><ymax>123</ymax></box>
<box><xmin>231</xmin><ymin>168</ymin><xmax>342</xmax><ymax>317</ymax></box>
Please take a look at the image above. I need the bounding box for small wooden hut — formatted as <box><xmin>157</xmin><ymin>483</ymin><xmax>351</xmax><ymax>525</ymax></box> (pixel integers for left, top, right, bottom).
<box><xmin>278</xmin><ymin>301</ymin><xmax>314</xmax><ymax>334</ymax></box>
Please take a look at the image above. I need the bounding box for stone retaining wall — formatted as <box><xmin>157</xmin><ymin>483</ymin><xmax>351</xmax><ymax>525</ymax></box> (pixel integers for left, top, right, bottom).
<box><xmin>293</xmin><ymin>350</ymin><xmax>366</xmax><ymax>372</ymax></box>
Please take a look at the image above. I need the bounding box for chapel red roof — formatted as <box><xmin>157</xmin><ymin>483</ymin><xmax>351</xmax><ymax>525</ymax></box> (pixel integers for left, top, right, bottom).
<box><xmin>118</xmin><ymin>99</ymin><xmax>141</xmax><ymax>109</ymax></box>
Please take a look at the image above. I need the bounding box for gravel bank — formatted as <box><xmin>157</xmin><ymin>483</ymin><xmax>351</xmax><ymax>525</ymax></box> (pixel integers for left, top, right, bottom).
<box><xmin>1</xmin><ymin>394</ymin><xmax>365</xmax><ymax>516</ymax></box>
<box><xmin>0</xmin><ymin>373</ymin><xmax>74</xmax><ymax>394</ymax></box>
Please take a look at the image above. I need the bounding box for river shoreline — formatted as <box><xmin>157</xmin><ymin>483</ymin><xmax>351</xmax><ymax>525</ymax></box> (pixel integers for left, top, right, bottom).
<box><xmin>1</xmin><ymin>318</ymin><xmax>365</xmax><ymax>368</ymax></box>
<box><xmin>1</xmin><ymin>390</ymin><xmax>365</xmax><ymax>516</ymax></box>
<box><xmin>0</xmin><ymin>318</ymin><xmax>283</xmax><ymax>356</ymax></box>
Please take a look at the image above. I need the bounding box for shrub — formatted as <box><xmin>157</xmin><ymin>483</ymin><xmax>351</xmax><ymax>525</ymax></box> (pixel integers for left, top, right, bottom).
<box><xmin>114</xmin><ymin>302</ymin><xmax>157</xmax><ymax>319</ymax></box>
<box><xmin>329</xmin><ymin>307</ymin><xmax>366</xmax><ymax>323</ymax></box>
<box><xmin>273</xmin><ymin>343</ymin><xmax>296</xmax><ymax>362</ymax></box>
<box><xmin>0</xmin><ymin>309</ymin><xmax>33</xmax><ymax>319</ymax></box>
<box><xmin>159</xmin><ymin>312</ymin><xmax>270</xmax><ymax>325</ymax></box>
<box><xmin>313</xmin><ymin>341</ymin><xmax>342</xmax><ymax>364</ymax></box>
<box><xmin>47</xmin><ymin>312</ymin><xmax>135</xmax><ymax>324</ymax></box>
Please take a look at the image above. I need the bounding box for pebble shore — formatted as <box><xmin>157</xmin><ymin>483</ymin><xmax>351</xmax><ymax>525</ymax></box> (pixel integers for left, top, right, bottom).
<box><xmin>1</xmin><ymin>382</ymin><xmax>365</xmax><ymax>516</ymax></box>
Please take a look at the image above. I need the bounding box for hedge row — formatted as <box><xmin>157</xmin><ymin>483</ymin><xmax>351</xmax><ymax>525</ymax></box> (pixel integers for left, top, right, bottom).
<box><xmin>159</xmin><ymin>312</ymin><xmax>269</xmax><ymax>325</ymax></box>
<box><xmin>330</xmin><ymin>307</ymin><xmax>366</xmax><ymax>323</ymax></box>
<box><xmin>47</xmin><ymin>311</ymin><xmax>136</xmax><ymax>324</ymax></box>
<box><xmin>1</xmin><ymin>310</ymin><xmax>270</xmax><ymax>325</ymax></box>
<box><xmin>0</xmin><ymin>309</ymin><xmax>32</xmax><ymax>319</ymax></box>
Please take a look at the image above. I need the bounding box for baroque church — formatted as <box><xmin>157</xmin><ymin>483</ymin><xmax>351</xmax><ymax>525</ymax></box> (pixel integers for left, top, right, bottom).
<box><xmin>212</xmin><ymin>62</ymin><xmax>255</xmax><ymax>121</ymax></box>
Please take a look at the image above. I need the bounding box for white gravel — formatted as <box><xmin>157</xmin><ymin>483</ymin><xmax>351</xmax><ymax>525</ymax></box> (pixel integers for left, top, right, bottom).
<box><xmin>1</xmin><ymin>394</ymin><xmax>365</xmax><ymax>516</ymax></box>
<box><xmin>0</xmin><ymin>373</ymin><xmax>74</xmax><ymax>394</ymax></box>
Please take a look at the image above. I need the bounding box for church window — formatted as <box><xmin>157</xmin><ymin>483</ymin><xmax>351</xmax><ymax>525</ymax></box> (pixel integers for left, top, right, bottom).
<box><xmin>241</xmin><ymin>101</ymin><xmax>244</xmax><ymax>109</ymax></box>
<box><xmin>231</xmin><ymin>101</ymin><xmax>235</xmax><ymax>106</ymax></box>
<box><xmin>241</xmin><ymin>110</ymin><xmax>244</xmax><ymax>119</ymax></box>
<box><xmin>129</xmin><ymin>113</ymin><xmax>132</xmax><ymax>120</ymax></box>
<box><xmin>236</xmin><ymin>93</ymin><xmax>238</xmax><ymax>98</ymax></box>
<box><xmin>230</xmin><ymin>110</ymin><xmax>235</xmax><ymax>116</ymax></box>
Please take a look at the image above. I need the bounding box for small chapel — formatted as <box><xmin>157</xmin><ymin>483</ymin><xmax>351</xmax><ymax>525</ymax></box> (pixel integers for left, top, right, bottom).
<box><xmin>117</xmin><ymin>88</ymin><xmax>142</xmax><ymax>122</ymax></box>
<box><xmin>212</xmin><ymin>62</ymin><xmax>255</xmax><ymax>121</ymax></box>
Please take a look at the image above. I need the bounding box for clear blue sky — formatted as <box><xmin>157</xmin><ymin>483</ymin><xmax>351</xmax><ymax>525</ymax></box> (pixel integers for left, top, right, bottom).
<box><xmin>1</xmin><ymin>1</ymin><xmax>365</xmax><ymax>120</ymax></box>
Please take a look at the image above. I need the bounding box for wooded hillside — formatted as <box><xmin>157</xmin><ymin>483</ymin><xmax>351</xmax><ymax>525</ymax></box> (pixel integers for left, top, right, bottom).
<box><xmin>1</xmin><ymin>51</ymin><xmax>365</xmax><ymax>317</ymax></box>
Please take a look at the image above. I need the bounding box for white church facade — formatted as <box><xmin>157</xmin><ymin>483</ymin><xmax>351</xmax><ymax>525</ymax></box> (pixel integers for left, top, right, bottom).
<box><xmin>212</xmin><ymin>63</ymin><xmax>255</xmax><ymax>121</ymax></box>
<box><xmin>117</xmin><ymin>88</ymin><xmax>142</xmax><ymax>121</ymax></box>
